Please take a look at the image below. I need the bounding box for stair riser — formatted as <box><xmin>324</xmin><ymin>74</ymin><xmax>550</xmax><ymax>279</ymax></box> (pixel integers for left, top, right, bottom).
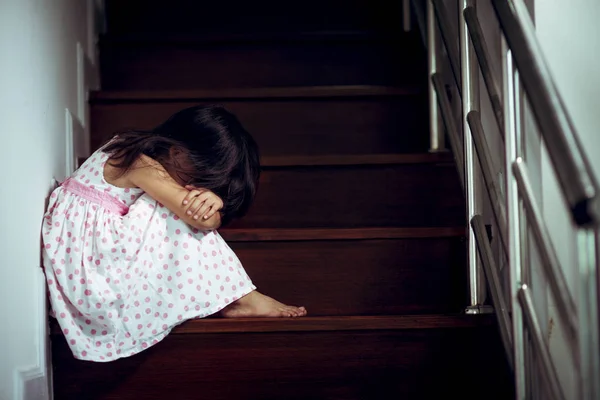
<box><xmin>91</xmin><ymin>97</ymin><xmax>429</xmax><ymax>155</ymax></box>
<box><xmin>105</xmin><ymin>0</ymin><xmax>407</xmax><ymax>35</ymax></box>
<box><xmin>229</xmin><ymin>237</ymin><xmax>467</xmax><ymax>316</ymax></box>
<box><xmin>225</xmin><ymin>164</ymin><xmax>464</xmax><ymax>228</ymax></box>
<box><xmin>100</xmin><ymin>40</ymin><xmax>425</xmax><ymax>90</ymax></box>
<box><xmin>52</xmin><ymin>328</ymin><xmax>513</xmax><ymax>400</ymax></box>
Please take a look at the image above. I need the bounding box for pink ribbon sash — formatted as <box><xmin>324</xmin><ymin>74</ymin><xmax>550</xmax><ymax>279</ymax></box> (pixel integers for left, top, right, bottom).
<box><xmin>61</xmin><ymin>178</ymin><xmax>129</xmax><ymax>216</ymax></box>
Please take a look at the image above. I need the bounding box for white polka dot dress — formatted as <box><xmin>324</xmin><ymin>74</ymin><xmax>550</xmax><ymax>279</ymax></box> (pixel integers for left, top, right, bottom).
<box><xmin>41</xmin><ymin>148</ymin><xmax>256</xmax><ymax>362</ymax></box>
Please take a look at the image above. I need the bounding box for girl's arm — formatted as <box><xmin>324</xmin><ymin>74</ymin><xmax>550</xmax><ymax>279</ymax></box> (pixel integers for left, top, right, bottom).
<box><xmin>125</xmin><ymin>154</ymin><xmax>221</xmax><ymax>230</ymax></box>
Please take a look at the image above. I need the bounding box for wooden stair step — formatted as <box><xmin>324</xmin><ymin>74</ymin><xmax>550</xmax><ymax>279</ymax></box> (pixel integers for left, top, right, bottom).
<box><xmin>76</xmin><ymin>152</ymin><xmax>454</xmax><ymax>174</ymax></box>
<box><xmin>160</xmin><ymin>314</ymin><xmax>497</xmax><ymax>334</ymax></box>
<box><xmin>90</xmin><ymin>86</ymin><xmax>429</xmax><ymax>154</ymax></box>
<box><xmin>90</xmin><ymin>85</ymin><xmax>423</xmax><ymax>102</ymax></box>
<box><xmin>220</xmin><ymin>226</ymin><xmax>465</xmax><ymax>241</ymax></box>
<box><xmin>50</xmin><ymin>314</ymin><xmax>495</xmax><ymax>336</ymax></box>
<box><xmin>221</xmin><ymin>227</ymin><xmax>467</xmax><ymax>316</ymax></box>
<box><xmin>51</xmin><ymin>314</ymin><xmax>513</xmax><ymax>400</ymax></box>
<box><xmin>104</xmin><ymin>0</ymin><xmax>410</xmax><ymax>35</ymax></box>
<box><xmin>227</xmin><ymin>161</ymin><xmax>464</xmax><ymax>229</ymax></box>
<box><xmin>260</xmin><ymin>152</ymin><xmax>453</xmax><ymax>167</ymax></box>
<box><xmin>99</xmin><ymin>31</ymin><xmax>426</xmax><ymax>90</ymax></box>
<box><xmin>100</xmin><ymin>30</ymin><xmax>422</xmax><ymax>45</ymax></box>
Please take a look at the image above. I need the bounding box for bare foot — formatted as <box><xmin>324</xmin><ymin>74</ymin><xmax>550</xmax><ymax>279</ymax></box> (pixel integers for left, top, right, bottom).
<box><xmin>220</xmin><ymin>291</ymin><xmax>307</xmax><ymax>318</ymax></box>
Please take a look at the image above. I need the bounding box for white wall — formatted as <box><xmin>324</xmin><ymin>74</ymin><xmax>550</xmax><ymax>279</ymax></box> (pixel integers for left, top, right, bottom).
<box><xmin>0</xmin><ymin>1</ymin><xmax>99</xmax><ymax>399</ymax></box>
<box><xmin>534</xmin><ymin>0</ymin><xmax>600</xmax><ymax>398</ymax></box>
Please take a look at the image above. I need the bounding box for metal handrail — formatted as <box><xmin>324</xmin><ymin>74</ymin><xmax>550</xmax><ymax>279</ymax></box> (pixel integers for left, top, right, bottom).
<box><xmin>471</xmin><ymin>214</ymin><xmax>513</xmax><ymax>368</ymax></box>
<box><xmin>492</xmin><ymin>0</ymin><xmax>599</xmax><ymax>227</ymax></box>
<box><xmin>415</xmin><ymin>0</ymin><xmax>599</xmax><ymax>397</ymax></box>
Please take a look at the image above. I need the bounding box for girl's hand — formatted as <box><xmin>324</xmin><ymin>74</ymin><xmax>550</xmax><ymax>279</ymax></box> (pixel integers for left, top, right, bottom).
<box><xmin>182</xmin><ymin>186</ymin><xmax>223</xmax><ymax>221</ymax></box>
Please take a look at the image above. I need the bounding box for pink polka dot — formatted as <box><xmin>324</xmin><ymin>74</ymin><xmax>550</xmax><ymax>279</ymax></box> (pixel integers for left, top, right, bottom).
<box><xmin>91</xmin><ymin>329</ymin><xmax>97</xmax><ymax>335</ymax></box>
<box><xmin>63</xmin><ymin>328</ymin><xmax>69</xmax><ymax>335</ymax></box>
<box><xmin>56</xmin><ymin>269</ymin><xmax>62</xmax><ymax>275</ymax></box>
<box><xmin>81</xmin><ymin>351</ymin><xmax>87</xmax><ymax>357</ymax></box>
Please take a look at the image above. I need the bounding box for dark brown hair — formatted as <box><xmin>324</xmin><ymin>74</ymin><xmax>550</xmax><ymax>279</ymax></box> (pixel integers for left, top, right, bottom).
<box><xmin>102</xmin><ymin>105</ymin><xmax>260</xmax><ymax>226</ymax></box>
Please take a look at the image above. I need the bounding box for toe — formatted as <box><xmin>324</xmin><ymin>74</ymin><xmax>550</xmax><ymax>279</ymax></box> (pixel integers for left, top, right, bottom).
<box><xmin>279</xmin><ymin>307</ymin><xmax>293</xmax><ymax>317</ymax></box>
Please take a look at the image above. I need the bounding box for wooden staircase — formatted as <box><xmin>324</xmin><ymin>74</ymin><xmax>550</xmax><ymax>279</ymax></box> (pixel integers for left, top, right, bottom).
<box><xmin>50</xmin><ymin>1</ymin><xmax>513</xmax><ymax>398</ymax></box>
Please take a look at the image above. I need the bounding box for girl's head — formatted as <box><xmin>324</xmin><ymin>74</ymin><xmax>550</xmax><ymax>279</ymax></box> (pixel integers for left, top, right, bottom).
<box><xmin>103</xmin><ymin>105</ymin><xmax>260</xmax><ymax>226</ymax></box>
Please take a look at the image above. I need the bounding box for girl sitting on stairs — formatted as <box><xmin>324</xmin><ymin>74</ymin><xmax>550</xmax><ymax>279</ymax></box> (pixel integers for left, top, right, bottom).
<box><xmin>42</xmin><ymin>105</ymin><xmax>307</xmax><ymax>362</ymax></box>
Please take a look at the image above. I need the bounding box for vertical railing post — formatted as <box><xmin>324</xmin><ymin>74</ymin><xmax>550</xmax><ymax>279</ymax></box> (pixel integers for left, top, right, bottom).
<box><xmin>427</xmin><ymin>0</ymin><xmax>444</xmax><ymax>152</ymax></box>
<box><xmin>460</xmin><ymin>0</ymin><xmax>488</xmax><ymax>314</ymax></box>
<box><xmin>503</xmin><ymin>36</ymin><xmax>526</xmax><ymax>399</ymax></box>
<box><xmin>577</xmin><ymin>228</ymin><xmax>600</xmax><ymax>400</ymax></box>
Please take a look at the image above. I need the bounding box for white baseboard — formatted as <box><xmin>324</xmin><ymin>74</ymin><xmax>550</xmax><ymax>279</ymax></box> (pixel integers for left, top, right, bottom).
<box><xmin>13</xmin><ymin>268</ymin><xmax>51</xmax><ymax>400</ymax></box>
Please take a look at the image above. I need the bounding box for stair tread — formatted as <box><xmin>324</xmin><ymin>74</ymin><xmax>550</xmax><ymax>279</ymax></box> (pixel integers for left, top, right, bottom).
<box><xmin>219</xmin><ymin>226</ymin><xmax>466</xmax><ymax>242</ymax></box>
<box><xmin>101</xmin><ymin>30</ymin><xmax>423</xmax><ymax>44</ymax></box>
<box><xmin>50</xmin><ymin>314</ymin><xmax>494</xmax><ymax>335</ymax></box>
<box><xmin>79</xmin><ymin>153</ymin><xmax>453</xmax><ymax>168</ymax></box>
<box><xmin>175</xmin><ymin>314</ymin><xmax>495</xmax><ymax>334</ymax></box>
<box><xmin>90</xmin><ymin>85</ymin><xmax>423</xmax><ymax>102</ymax></box>
<box><xmin>261</xmin><ymin>152</ymin><xmax>453</xmax><ymax>167</ymax></box>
